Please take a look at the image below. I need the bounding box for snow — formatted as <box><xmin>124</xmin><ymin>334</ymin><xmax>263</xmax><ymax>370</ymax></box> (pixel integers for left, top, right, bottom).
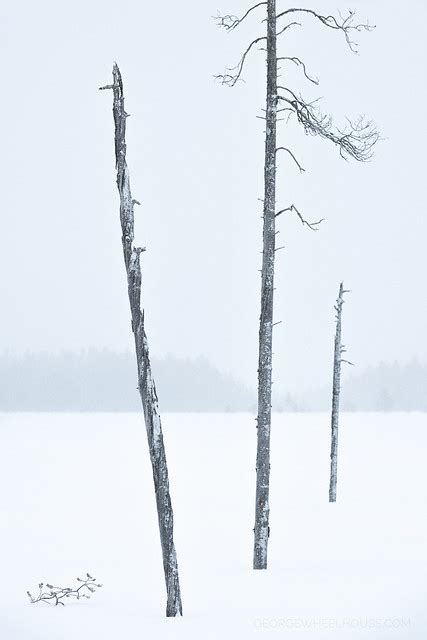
<box><xmin>0</xmin><ymin>412</ymin><xmax>426</xmax><ymax>638</ymax></box>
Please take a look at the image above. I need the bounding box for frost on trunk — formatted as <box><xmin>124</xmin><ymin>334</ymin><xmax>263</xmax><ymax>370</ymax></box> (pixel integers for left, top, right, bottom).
<box><xmin>329</xmin><ymin>282</ymin><xmax>351</xmax><ymax>503</ymax></box>
<box><xmin>100</xmin><ymin>65</ymin><xmax>182</xmax><ymax>617</ymax></box>
<box><xmin>253</xmin><ymin>0</ymin><xmax>277</xmax><ymax>570</ymax></box>
<box><xmin>215</xmin><ymin>1</ymin><xmax>376</xmax><ymax>568</ymax></box>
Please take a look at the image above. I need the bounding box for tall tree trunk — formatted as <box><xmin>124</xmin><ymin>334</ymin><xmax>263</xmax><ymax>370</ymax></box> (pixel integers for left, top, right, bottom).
<box><xmin>253</xmin><ymin>0</ymin><xmax>277</xmax><ymax>570</ymax></box>
<box><xmin>329</xmin><ymin>282</ymin><xmax>344</xmax><ymax>503</ymax></box>
<box><xmin>100</xmin><ymin>64</ymin><xmax>182</xmax><ymax>617</ymax></box>
<box><xmin>215</xmin><ymin>0</ymin><xmax>375</xmax><ymax>564</ymax></box>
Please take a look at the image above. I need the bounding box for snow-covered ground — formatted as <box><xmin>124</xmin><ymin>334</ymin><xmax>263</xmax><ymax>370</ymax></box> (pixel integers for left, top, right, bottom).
<box><xmin>0</xmin><ymin>412</ymin><xmax>425</xmax><ymax>639</ymax></box>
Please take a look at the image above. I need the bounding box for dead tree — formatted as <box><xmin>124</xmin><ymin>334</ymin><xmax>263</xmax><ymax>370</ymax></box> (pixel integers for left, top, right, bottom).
<box><xmin>329</xmin><ymin>282</ymin><xmax>352</xmax><ymax>503</ymax></box>
<box><xmin>215</xmin><ymin>4</ymin><xmax>378</xmax><ymax>569</ymax></box>
<box><xmin>100</xmin><ymin>65</ymin><xmax>182</xmax><ymax>617</ymax></box>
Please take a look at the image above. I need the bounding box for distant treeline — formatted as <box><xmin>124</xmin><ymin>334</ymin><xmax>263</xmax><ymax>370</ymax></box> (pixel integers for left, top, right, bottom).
<box><xmin>0</xmin><ymin>351</ymin><xmax>425</xmax><ymax>412</ymax></box>
<box><xmin>297</xmin><ymin>360</ymin><xmax>427</xmax><ymax>412</ymax></box>
<box><xmin>0</xmin><ymin>350</ymin><xmax>254</xmax><ymax>412</ymax></box>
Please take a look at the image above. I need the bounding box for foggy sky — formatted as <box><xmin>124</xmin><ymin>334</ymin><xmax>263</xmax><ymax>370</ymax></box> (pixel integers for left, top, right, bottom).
<box><xmin>1</xmin><ymin>0</ymin><xmax>426</xmax><ymax>395</ymax></box>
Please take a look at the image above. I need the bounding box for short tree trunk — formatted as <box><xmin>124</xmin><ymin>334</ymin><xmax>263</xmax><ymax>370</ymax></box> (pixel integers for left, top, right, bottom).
<box><xmin>329</xmin><ymin>282</ymin><xmax>345</xmax><ymax>503</ymax></box>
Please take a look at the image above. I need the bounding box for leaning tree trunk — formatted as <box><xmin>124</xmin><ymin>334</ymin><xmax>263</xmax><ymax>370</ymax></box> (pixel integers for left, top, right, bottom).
<box><xmin>329</xmin><ymin>282</ymin><xmax>345</xmax><ymax>503</ymax></box>
<box><xmin>100</xmin><ymin>64</ymin><xmax>182</xmax><ymax>617</ymax></box>
<box><xmin>253</xmin><ymin>0</ymin><xmax>277</xmax><ymax>570</ymax></box>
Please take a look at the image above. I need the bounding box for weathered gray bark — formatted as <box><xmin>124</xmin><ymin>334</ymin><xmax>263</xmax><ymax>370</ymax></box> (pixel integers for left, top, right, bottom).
<box><xmin>329</xmin><ymin>282</ymin><xmax>345</xmax><ymax>503</ymax></box>
<box><xmin>100</xmin><ymin>64</ymin><xmax>182</xmax><ymax>617</ymax></box>
<box><xmin>253</xmin><ymin>0</ymin><xmax>277</xmax><ymax>570</ymax></box>
<box><xmin>216</xmin><ymin>2</ymin><xmax>376</xmax><ymax>568</ymax></box>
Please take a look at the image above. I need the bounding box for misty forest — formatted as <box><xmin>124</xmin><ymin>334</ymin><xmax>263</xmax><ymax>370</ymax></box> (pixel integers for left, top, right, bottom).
<box><xmin>1</xmin><ymin>1</ymin><xmax>426</xmax><ymax>639</ymax></box>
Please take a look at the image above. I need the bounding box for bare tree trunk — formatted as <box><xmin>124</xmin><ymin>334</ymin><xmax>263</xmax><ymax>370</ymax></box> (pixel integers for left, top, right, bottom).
<box><xmin>253</xmin><ymin>0</ymin><xmax>277</xmax><ymax>570</ymax></box>
<box><xmin>100</xmin><ymin>64</ymin><xmax>182</xmax><ymax>617</ymax></box>
<box><xmin>215</xmin><ymin>1</ymin><xmax>376</xmax><ymax>566</ymax></box>
<box><xmin>329</xmin><ymin>282</ymin><xmax>345</xmax><ymax>503</ymax></box>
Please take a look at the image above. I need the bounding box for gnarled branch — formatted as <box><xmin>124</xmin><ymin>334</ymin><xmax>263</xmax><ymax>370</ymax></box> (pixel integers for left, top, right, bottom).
<box><xmin>27</xmin><ymin>574</ymin><xmax>102</xmax><ymax>606</ymax></box>
<box><xmin>276</xmin><ymin>146</ymin><xmax>305</xmax><ymax>173</ymax></box>
<box><xmin>277</xmin><ymin>56</ymin><xmax>319</xmax><ymax>85</ymax></box>
<box><xmin>215</xmin><ymin>36</ymin><xmax>267</xmax><ymax>86</ymax></box>
<box><xmin>214</xmin><ymin>3</ymin><xmax>267</xmax><ymax>31</ymax></box>
<box><xmin>276</xmin><ymin>21</ymin><xmax>301</xmax><ymax>36</ymax></box>
<box><xmin>276</xmin><ymin>8</ymin><xmax>374</xmax><ymax>53</ymax></box>
<box><xmin>275</xmin><ymin>204</ymin><xmax>323</xmax><ymax>230</ymax></box>
<box><xmin>278</xmin><ymin>91</ymin><xmax>379</xmax><ymax>162</ymax></box>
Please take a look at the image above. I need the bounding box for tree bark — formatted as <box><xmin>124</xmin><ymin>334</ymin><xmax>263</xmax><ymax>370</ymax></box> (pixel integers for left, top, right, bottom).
<box><xmin>215</xmin><ymin>1</ymin><xmax>374</xmax><ymax>565</ymax></box>
<box><xmin>100</xmin><ymin>64</ymin><xmax>182</xmax><ymax>617</ymax></box>
<box><xmin>253</xmin><ymin>0</ymin><xmax>277</xmax><ymax>570</ymax></box>
<box><xmin>329</xmin><ymin>282</ymin><xmax>344</xmax><ymax>503</ymax></box>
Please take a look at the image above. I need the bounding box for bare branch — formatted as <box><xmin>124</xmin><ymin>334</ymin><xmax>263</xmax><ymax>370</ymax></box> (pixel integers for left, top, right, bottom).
<box><xmin>341</xmin><ymin>359</ymin><xmax>354</xmax><ymax>366</ymax></box>
<box><xmin>278</xmin><ymin>86</ymin><xmax>322</xmax><ymax>106</ymax></box>
<box><xmin>277</xmin><ymin>92</ymin><xmax>379</xmax><ymax>162</ymax></box>
<box><xmin>215</xmin><ymin>36</ymin><xmax>267</xmax><ymax>86</ymax></box>
<box><xmin>276</xmin><ymin>21</ymin><xmax>301</xmax><ymax>37</ymax></box>
<box><xmin>276</xmin><ymin>8</ymin><xmax>375</xmax><ymax>53</ymax></box>
<box><xmin>277</xmin><ymin>56</ymin><xmax>319</xmax><ymax>85</ymax></box>
<box><xmin>27</xmin><ymin>575</ymin><xmax>102</xmax><ymax>606</ymax></box>
<box><xmin>214</xmin><ymin>3</ymin><xmax>267</xmax><ymax>31</ymax></box>
<box><xmin>276</xmin><ymin>146</ymin><xmax>305</xmax><ymax>173</ymax></box>
<box><xmin>275</xmin><ymin>204</ymin><xmax>323</xmax><ymax>230</ymax></box>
